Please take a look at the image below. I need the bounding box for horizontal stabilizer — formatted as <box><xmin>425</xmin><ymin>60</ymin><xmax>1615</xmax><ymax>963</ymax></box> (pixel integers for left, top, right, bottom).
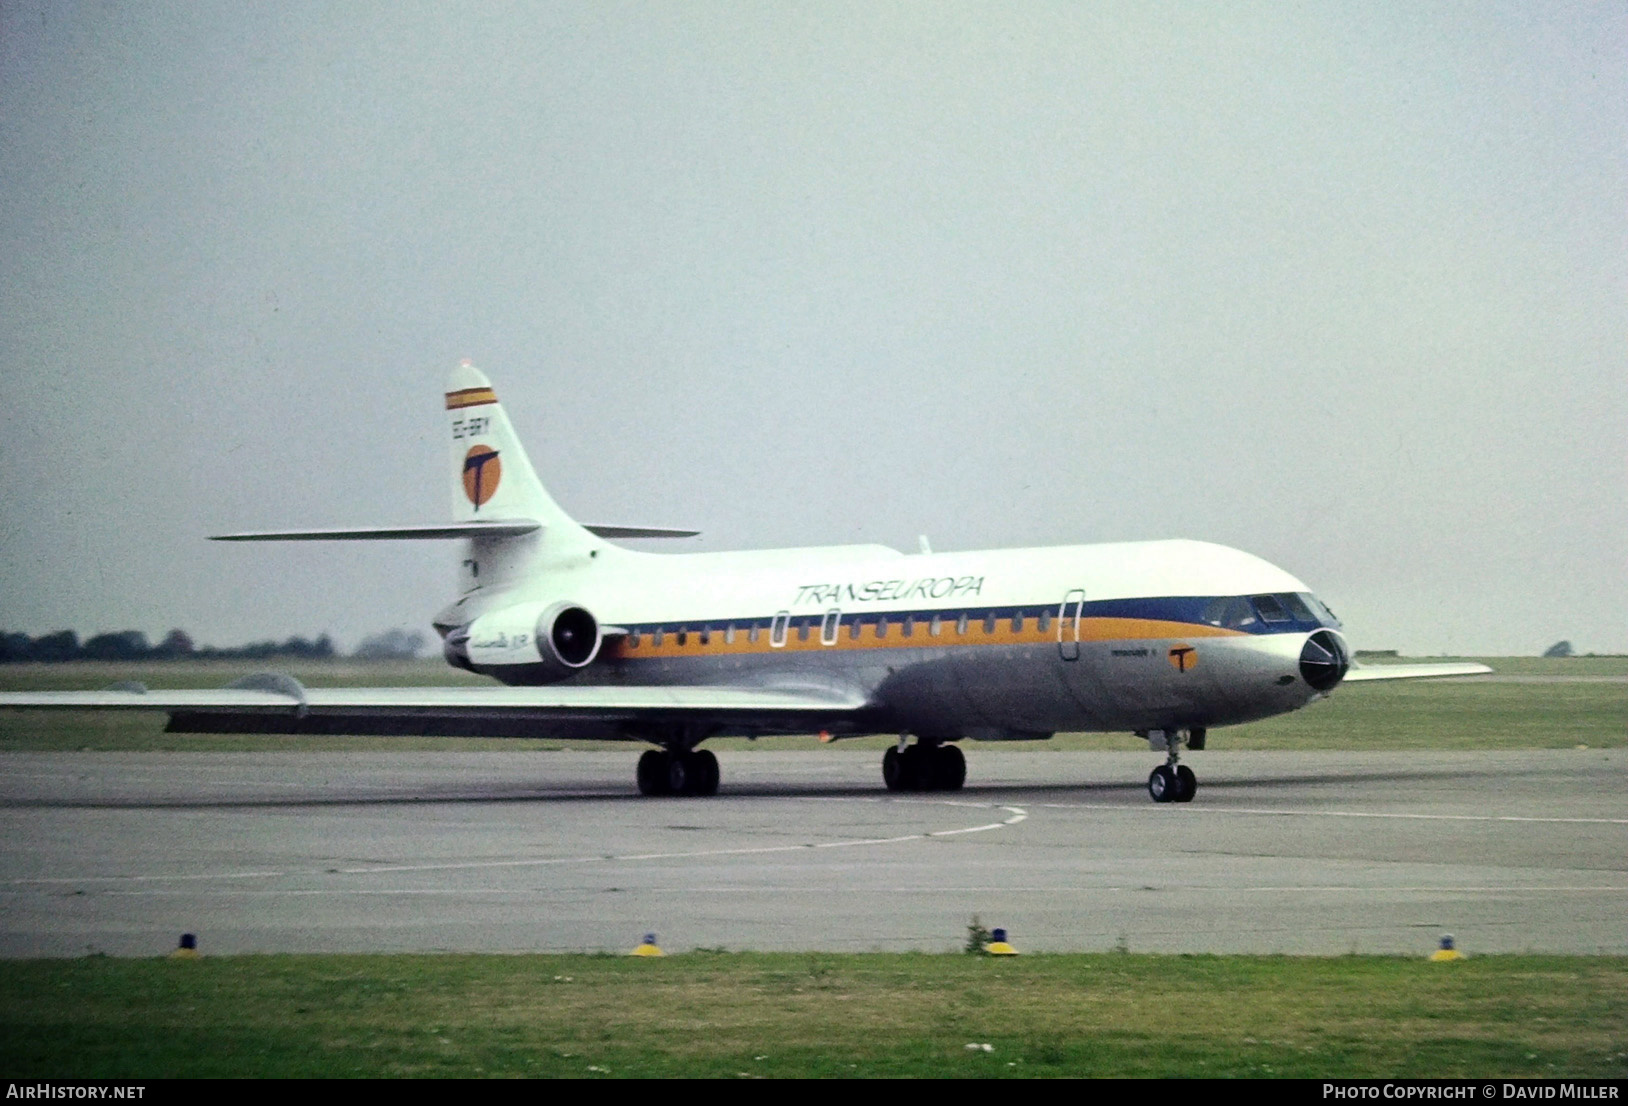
<box><xmin>583</xmin><ymin>525</ymin><xmax>700</xmax><ymax>539</ymax></box>
<box><xmin>211</xmin><ymin>521</ymin><xmax>541</xmax><ymax>541</ymax></box>
<box><xmin>211</xmin><ymin>522</ymin><xmax>696</xmax><ymax>541</ymax></box>
<box><xmin>1342</xmin><ymin>662</ymin><xmax>1492</xmax><ymax>682</ymax></box>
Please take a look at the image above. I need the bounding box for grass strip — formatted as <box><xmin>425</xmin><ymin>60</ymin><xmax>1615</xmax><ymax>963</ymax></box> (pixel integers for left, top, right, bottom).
<box><xmin>1</xmin><ymin>952</ymin><xmax>1624</xmax><ymax>1078</ymax></box>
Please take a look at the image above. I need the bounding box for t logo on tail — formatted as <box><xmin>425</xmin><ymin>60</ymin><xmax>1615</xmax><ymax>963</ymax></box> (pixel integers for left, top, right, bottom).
<box><xmin>462</xmin><ymin>445</ymin><xmax>501</xmax><ymax>509</ymax></box>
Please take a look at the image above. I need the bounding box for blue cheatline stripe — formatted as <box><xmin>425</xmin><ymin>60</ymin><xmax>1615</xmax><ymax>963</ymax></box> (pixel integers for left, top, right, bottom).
<box><xmin>612</xmin><ymin>595</ymin><xmax>1327</xmax><ymax>641</ymax></box>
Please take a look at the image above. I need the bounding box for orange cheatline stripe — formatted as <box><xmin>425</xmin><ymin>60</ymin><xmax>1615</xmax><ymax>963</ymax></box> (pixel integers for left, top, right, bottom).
<box><xmin>606</xmin><ymin>615</ymin><xmax>1247</xmax><ymax>660</ymax></box>
<box><xmin>446</xmin><ymin>387</ymin><xmax>499</xmax><ymax>410</ymax></box>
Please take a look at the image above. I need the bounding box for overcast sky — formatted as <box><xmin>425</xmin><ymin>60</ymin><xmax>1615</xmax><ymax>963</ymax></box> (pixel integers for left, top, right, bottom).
<box><xmin>1</xmin><ymin>2</ymin><xmax>1623</xmax><ymax>657</ymax></box>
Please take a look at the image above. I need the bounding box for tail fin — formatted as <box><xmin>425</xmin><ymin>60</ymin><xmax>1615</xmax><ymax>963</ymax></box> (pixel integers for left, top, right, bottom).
<box><xmin>446</xmin><ymin>360</ymin><xmax>600</xmax><ymax>553</ymax></box>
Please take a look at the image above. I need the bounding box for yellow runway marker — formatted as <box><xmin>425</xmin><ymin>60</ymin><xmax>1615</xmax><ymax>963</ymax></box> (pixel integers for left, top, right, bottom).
<box><xmin>984</xmin><ymin>927</ymin><xmax>1019</xmax><ymax>956</ymax></box>
<box><xmin>1429</xmin><ymin>934</ymin><xmax>1465</xmax><ymax>961</ymax></box>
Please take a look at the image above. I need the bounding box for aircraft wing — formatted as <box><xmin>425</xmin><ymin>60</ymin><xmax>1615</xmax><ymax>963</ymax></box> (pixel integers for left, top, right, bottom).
<box><xmin>1341</xmin><ymin>662</ymin><xmax>1492</xmax><ymax>682</ymax></box>
<box><xmin>209</xmin><ymin>521</ymin><xmax>698</xmax><ymax>541</ymax></box>
<box><xmin>0</xmin><ymin>679</ymin><xmax>871</xmax><ymax>739</ymax></box>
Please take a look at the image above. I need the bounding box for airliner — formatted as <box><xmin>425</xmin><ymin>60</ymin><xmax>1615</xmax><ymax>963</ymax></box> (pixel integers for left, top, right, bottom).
<box><xmin>0</xmin><ymin>361</ymin><xmax>1488</xmax><ymax>802</ymax></box>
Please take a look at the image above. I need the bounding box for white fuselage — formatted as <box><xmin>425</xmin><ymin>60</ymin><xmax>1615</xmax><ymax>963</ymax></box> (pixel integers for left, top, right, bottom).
<box><xmin>441</xmin><ymin>536</ymin><xmax>1344</xmax><ymax>741</ymax></box>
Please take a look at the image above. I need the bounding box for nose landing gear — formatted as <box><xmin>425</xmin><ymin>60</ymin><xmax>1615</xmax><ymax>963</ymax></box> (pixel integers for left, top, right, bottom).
<box><xmin>1143</xmin><ymin>728</ymin><xmax>1203</xmax><ymax>803</ymax></box>
<box><xmin>882</xmin><ymin>738</ymin><xmax>966</xmax><ymax>792</ymax></box>
<box><xmin>1147</xmin><ymin>762</ymin><xmax>1196</xmax><ymax>803</ymax></box>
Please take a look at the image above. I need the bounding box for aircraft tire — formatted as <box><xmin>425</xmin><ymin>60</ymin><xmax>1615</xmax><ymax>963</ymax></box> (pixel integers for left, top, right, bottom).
<box><xmin>1147</xmin><ymin>765</ymin><xmax>1176</xmax><ymax>803</ymax></box>
<box><xmin>935</xmin><ymin>744</ymin><xmax>967</xmax><ymax>791</ymax></box>
<box><xmin>637</xmin><ymin>749</ymin><xmax>670</xmax><ymax>796</ymax></box>
<box><xmin>692</xmin><ymin>749</ymin><xmax>720</xmax><ymax>796</ymax></box>
<box><xmin>666</xmin><ymin>752</ymin><xmax>693</xmax><ymax>795</ymax></box>
<box><xmin>903</xmin><ymin>745</ymin><xmax>933</xmax><ymax>791</ymax></box>
<box><xmin>882</xmin><ymin>746</ymin><xmax>906</xmax><ymax>791</ymax></box>
<box><xmin>1173</xmin><ymin>765</ymin><xmax>1197</xmax><ymax>803</ymax></box>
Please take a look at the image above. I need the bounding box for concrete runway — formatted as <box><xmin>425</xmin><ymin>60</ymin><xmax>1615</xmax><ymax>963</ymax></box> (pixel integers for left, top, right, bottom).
<box><xmin>1</xmin><ymin>748</ymin><xmax>1623</xmax><ymax>958</ymax></box>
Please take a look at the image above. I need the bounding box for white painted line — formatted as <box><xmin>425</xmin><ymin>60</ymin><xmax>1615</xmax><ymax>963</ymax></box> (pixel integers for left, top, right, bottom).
<box><xmin>1195</xmin><ymin>885</ymin><xmax>1628</xmax><ymax>893</ymax></box>
<box><xmin>12</xmin><ymin>869</ymin><xmax>286</xmax><ymax>885</ymax></box>
<box><xmin>68</xmin><ymin>883</ymin><xmax>1628</xmax><ymax>900</ymax></box>
<box><xmin>1036</xmin><ymin>803</ymin><xmax>1628</xmax><ymax>825</ymax></box>
<box><xmin>929</xmin><ymin>823</ymin><xmax>1005</xmax><ymax>836</ymax></box>
<box><xmin>4</xmin><ymin>801</ymin><xmax>1031</xmax><ymax>885</ymax></box>
<box><xmin>811</xmin><ymin>835</ymin><xmax>924</xmax><ymax>849</ymax></box>
<box><xmin>928</xmin><ymin>805</ymin><xmax>1028</xmax><ymax>836</ymax></box>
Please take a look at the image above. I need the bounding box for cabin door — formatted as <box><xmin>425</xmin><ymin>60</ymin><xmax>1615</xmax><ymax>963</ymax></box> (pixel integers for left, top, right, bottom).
<box><xmin>1057</xmin><ymin>589</ymin><xmax>1085</xmax><ymax>661</ymax></box>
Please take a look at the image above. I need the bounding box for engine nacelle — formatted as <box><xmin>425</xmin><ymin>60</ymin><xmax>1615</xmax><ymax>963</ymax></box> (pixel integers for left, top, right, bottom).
<box><xmin>538</xmin><ymin>602</ymin><xmax>601</xmax><ymax>669</ymax></box>
<box><xmin>447</xmin><ymin>601</ymin><xmax>602</xmax><ymax>682</ymax></box>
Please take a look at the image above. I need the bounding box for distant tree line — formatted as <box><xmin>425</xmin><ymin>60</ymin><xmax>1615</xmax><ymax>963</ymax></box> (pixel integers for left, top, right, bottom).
<box><xmin>0</xmin><ymin>628</ymin><xmax>426</xmax><ymax>663</ymax></box>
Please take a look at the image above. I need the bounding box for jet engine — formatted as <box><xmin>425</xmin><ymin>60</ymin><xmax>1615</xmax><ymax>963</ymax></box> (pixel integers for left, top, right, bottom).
<box><xmin>443</xmin><ymin>601</ymin><xmax>603</xmax><ymax>682</ymax></box>
<box><xmin>537</xmin><ymin>602</ymin><xmax>601</xmax><ymax>670</ymax></box>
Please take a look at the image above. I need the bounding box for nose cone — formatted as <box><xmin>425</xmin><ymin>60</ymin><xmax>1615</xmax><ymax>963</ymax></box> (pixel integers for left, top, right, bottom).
<box><xmin>1299</xmin><ymin>629</ymin><xmax>1350</xmax><ymax>690</ymax></box>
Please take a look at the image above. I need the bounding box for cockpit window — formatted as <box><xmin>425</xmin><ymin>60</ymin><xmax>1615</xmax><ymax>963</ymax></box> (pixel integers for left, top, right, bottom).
<box><xmin>1280</xmin><ymin>593</ymin><xmax>1315</xmax><ymax>622</ymax></box>
<box><xmin>1301</xmin><ymin>593</ymin><xmax>1341</xmax><ymax>627</ymax></box>
<box><xmin>1205</xmin><ymin>592</ymin><xmax>1334</xmax><ymax>631</ymax></box>
<box><xmin>1203</xmin><ymin>596</ymin><xmax>1259</xmax><ymax>629</ymax></box>
<box><xmin>1250</xmin><ymin>595</ymin><xmax>1291</xmax><ymax>623</ymax></box>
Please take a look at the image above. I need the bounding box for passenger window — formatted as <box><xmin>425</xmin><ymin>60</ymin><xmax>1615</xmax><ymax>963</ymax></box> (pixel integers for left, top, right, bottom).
<box><xmin>957</xmin><ymin>613</ymin><xmax>969</xmax><ymax>635</ymax></box>
<box><xmin>849</xmin><ymin>619</ymin><xmax>861</xmax><ymax>641</ymax></box>
<box><xmin>653</xmin><ymin>628</ymin><xmax>665</xmax><ymax>646</ymax></box>
<box><xmin>699</xmin><ymin>628</ymin><xmax>710</xmax><ymax>646</ymax></box>
<box><xmin>725</xmin><ymin>624</ymin><xmax>735</xmax><ymax>645</ymax></box>
<box><xmin>1012</xmin><ymin>610</ymin><xmax>1025</xmax><ymax>632</ymax></box>
<box><xmin>903</xmin><ymin>615</ymin><xmax>915</xmax><ymax>637</ymax></box>
<box><xmin>749</xmin><ymin>623</ymin><xmax>760</xmax><ymax>644</ymax></box>
<box><xmin>875</xmin><ymin>616</ymin><xmax>889</xmax><ymax>640</ymax></box>
<box><xmin>677</xmin><ymin>629</ymin><xmax>689</xmax><ymax>646</ymax></box>
<box><xmin>1251</xmin><ymin>595</ymin><xmax>1290</xmax><ymax>623</ymax></box>
<box><xmin>984</xmin><ymin>612</ymin><xmax>997</xmax><ymax>634</ymax></box>
<box><xmin>628</xmin><ymin>631</ymin><xmax>640</xmax><ymax>648</ymax></box>
<box><xmin>930</xmin><ymin>614</ymin><xmax>942</xmax><ymax>636</ymax></box>
<box><xmin>797</xmin><ymin>620</ymin><xmax>810</xmax><ymax>642</ymax></box>
<box><xmin>1038</xmin><ymin>610</ymin><xmax>1051</xmax><ymax>632</ymax></box>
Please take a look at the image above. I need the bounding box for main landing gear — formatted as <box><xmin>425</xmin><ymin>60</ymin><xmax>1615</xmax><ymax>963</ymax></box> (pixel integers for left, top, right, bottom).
<box><xmin>1144</xmin><ymin>727</ymin><xmax>1204</xmax><ymax>804</ymax></box>
<box><xmin>636</xmin><ymin>747</ymin><xmax>720</xmax><ymax>796</ymax></box>
<box><xmin>882</xmin><ymin>739</ymin><xmax>966</xmax><ymax>792</ymax></box>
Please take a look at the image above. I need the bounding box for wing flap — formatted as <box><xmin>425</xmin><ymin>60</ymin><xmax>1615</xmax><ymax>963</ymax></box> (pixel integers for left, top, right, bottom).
<box><xmin>299</xmin><ymin>685</ymin><xmax>865</xmax><ymax>715</ymax></box>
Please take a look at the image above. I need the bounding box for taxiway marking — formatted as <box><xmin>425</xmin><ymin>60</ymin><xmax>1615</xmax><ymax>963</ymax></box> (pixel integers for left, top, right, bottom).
<box><xmin>1037</xmin><ymin>803</ymin><xmax>1628</xmax><ymax>825</ymax></box>
<box><xmin>4</xmin><ymin>802</ymin><xmax>1029</xmax><ymax>886</ymax></box>
<box><xmin>84</xmin><ymin>883</ymin><xmax>1628</xmax><ymax>899</ymax></box>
